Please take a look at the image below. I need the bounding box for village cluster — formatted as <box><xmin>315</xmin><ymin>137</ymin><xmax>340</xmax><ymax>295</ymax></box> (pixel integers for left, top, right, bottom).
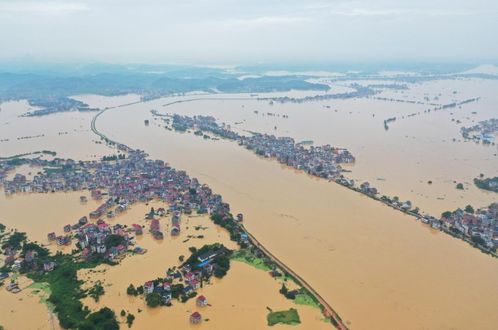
<box><xmin>342</xmin><ymin>179</ymin><xmax>498</xmax><ymax>251</ymax></box>
<box><xmin>460</xmin><ymin>118</ymin><xmax>498</xmax><ymax>144</ymax></box>
<box><xmin>133</xmin><ymin>245</ymin><xmax>229</xmax><ymax>324</ymax></box>
<box><xmin>1</xmin><ymin>148</ymin><xmax>247</xmax><ymax>244</ymax></box>
<box><xmin>439</xmin><ymin>203</ymin><xmax>498</xmax><ymax>249</ymax></box>
<box><xmin>0</xmin><ymin>149</ymin><xmax>248</xmax><ymax>314</ymax></box>
<box><xmin>159</xmin><ymin>112</ymin><xmax>498</xmax><ymax>254</ymax></box>
<box><xmin>168</xmin><ymin>114</ymin><xmax>355</xmax><ymax>179</ymax></box>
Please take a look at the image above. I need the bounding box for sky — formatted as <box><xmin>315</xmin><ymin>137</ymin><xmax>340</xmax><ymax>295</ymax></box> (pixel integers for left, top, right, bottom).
<box><xmin>0</xmin><ymin>0</ymin><xmax>497</xmax><ymax>65</ymax></box>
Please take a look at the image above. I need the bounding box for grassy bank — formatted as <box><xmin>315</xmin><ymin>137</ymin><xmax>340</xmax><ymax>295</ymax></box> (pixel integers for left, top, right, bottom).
<box><xmin>231</xmin><ymin>249</ymin><xmax>271</xmax><ymax>271</ymax></box>
<box><xmin>294</xmin><ymin>289</ymin><xmax>321</xmax><ymax>309</ymax></box>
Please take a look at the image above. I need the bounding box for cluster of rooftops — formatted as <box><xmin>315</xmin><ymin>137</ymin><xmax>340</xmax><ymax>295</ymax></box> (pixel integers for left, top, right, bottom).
<box><xmin>1</xmin><ymin>149</ymin><xmax>246</xmax><ymax>241</ymax></box>
<box><xmin>167</xmin><ymin>114</ymin><xmax>355</xmax><ymax>179</ymax></box>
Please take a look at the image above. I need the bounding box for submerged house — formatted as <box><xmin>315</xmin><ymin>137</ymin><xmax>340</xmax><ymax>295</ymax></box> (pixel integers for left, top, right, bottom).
<box><xmin>190</xmin><ymin>312</ymin><xmax>202</xmax><ymax>324</ymax></box>
<box><xmin>144</xmin><ymin>281</ymin><xmax>154</xmax><ymax>294</ymax></box>
<box><xmin>196</xmin><ymin>295</ymin><xmax>208</xmax><ymax>307</ymax></box>
<box><xmin>47</xmin><ymin>232</ymin><xmax>56</xmax><ymax>241</ymax></box>
<box><xmin>171</xmin><ymin>224</ymin><xmax>180</xmax><ymax>236</ymax></box>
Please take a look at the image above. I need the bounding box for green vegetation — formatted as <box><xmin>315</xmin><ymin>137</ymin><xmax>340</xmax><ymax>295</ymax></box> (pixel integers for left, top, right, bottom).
<box><xmin>29</xmin><ymin>255</ymin><xmax>119</xmax><ymax>329</ymax></box>
<box><xmin>442</xmin><ymin>211</ymin><xmax>452</xmax><ymax>219</ymax></box>
<box><xmin>474</xmin><ymin>176</ymin><xmax>498</xmax><ymax>193</ymax></box>
<box><xmin>210</xmin><ymin>213</ymin><xmax>243</xmax><ymax>243</ymax></box>
<box><xmin>294</xmin><ymin>289</ymin><xmax>321</xmax><ymax>309</ymax></box>
<box><xmin>183</xmin><ymin>243</ymin><xmax>232</xmax><ymax>279</ymax></box>
<box><xmin>0</xmin><ymin>150</ymin><xmax>56</xmax><ymax>161</ymax></box>
<box><xmin>22</xmin><ymin>241</ymin><xmax>50</xmax><ymax>258</ymax></box>
<box><xmin>170</xmin><ymin>283</ymin><xmax>184</xmax><ymax>300</ymax></box>
<box><xmin>231</xmin><ymin>249</ymin><xmax>271</xmax><ymax>271</ymax></box>
<box><xmin>2</xmin><ymin>231</ymin><xmax>27</xmax><ymax>251</ymax></box>
<box><xmin>456</xmin><ymin>183</ymin><xmax>464</xmax><ymax>190</ymax></box>
<box><xmin>88</xmin><ymin>281</ymin><xmax>105</xmax><ymax>302</ymax></box>
<box><xmin>79</xmin><ymin>307</ymin><xmax>119</xmax><ymax>330</ymax></box>
<box><xmin>267</xmin><ymin>308</ymin><xmax>301</xmax><ymax>326</ymax></box>
<box><xmin>464</xmin><ymin>205</ymin><xmax>475</xmax><ymax>214</ymax></box>
<box><xmin>127</xmin><ymin>284</ymin><xmax>138</xmax><ymax>296</ymax></box>
<box><xmin>145</xmin><ymin>292</ymin><xmax>162</xmax><ymax>307</ymax></box>
<box><xmin>126</xmin><ymin>313</ymin><xmax>135</xmax><ymax>328</ymax></box>
<box><xmin>104</xmin><ymin>234</ymin><xmax>127</xmax><ymax>249</ymax></box>
<box><xmin>28</xmin><ymin>282</ymin><xmax>52</xmax><ymax>305</ymax></box>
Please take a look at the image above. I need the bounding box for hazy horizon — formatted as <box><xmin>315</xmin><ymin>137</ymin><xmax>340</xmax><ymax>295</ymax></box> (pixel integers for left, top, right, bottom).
<box><xmin>1</xmin><ymin>0</ymin><xmax>498</xmax><ymax>64</ymax></box>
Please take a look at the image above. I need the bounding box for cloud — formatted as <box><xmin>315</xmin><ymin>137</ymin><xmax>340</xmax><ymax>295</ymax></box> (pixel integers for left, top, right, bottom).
<box><xmin>327</xmin><ymin>7</ymin><xmax>495</xmax><ymax>18</ymax></box>
<box><xmin>214</xmin><ymin>15</ymin><xmax>311</xmax><ymax>28</ymax></box>
<box><xmin>0</xmin><ymin>1</ymin><xmax>89</xmax><ymax>14</ymax></box>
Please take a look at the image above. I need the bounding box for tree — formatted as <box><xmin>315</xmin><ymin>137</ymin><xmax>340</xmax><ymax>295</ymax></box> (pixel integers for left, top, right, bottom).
<box><xmin>104</xmin><ymin>234</ymin><xmax>126</xmax><ymax>249</ymax></box>
<box><xmin>127</xmin><ymin>284</ymin><xmax>137</xmax><ymax>296</ymax></box>
<box><xmin>136</xmin><ymin>285</ymin><xmax>144</xmax><ymax>295</ymax></box>
<box><xmin>214</xmin><ymin>267</ymin><xmax>227</xmax><ymax>278</ymax></box>
<box><xmin>145</xmin><ymin>293</ymin><xmax>162</xmax><ymax>307</ymax></box>
<box><xmin>442</xmin><ymin>211</ymin><xmax>452</xmax><ymax>219</ymax></box>
<box><xmin>456</xmin><ymin>183</ymin><xmax>464</xmax><ymax>190</ymax></box>
<box><xmin>80</xmin><ymin>307</ymin><xmax>119</xmax><ymax>330</ymax></box>
<box><xmin>88</xmin><ymin>282</ymin><xmax>105</xmax><ymax>302</ymax></box>
<box><xmin>280</xmin><ymin>284</ymin><xmax>288</xmax><ymax>295</ymax></box>
<box><xmin>126</xmin><ymin>313</ymin><xmax>135</xmax><ymax>328</ymax></box>
<box><xmin>120</xmin><ymin>310</ymin><xmax>126</xmax><ymax>317</ymax></box>
<box><xmin>464</xmin><ymin>205</ymin><xmax>475</xmax><ymax>214</ymax></box>
<box><xmin>2</xmin><ymin>231</ymin><xmax>27</xmax><ymax>250</ymax></box>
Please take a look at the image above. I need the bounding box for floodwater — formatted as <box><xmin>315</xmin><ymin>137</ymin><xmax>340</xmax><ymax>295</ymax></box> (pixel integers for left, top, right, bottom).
<box><xmin>0</xmin><ymin>275</ymin><xmax>61</xmax><ymax>330</ymax></box>
<box><xmin>0</xmin><ymin>191</ymin><xmax>101</xmax><ymax>251</ymax></box>
<box><xmin>88</xmin><ymin>79</ymin><xmax>498</xmax><ymax>329</ymax></box>
<box><xmin>0</xmin><ymin>192</ymin><xmax>326</xmax><ymax>329</ymax></box>
<box><xmin>0</xmin><ymin>97</ymin><xmax>137</xmax><ymax>160</ymax></box>
<box><xmin>78</xmin><ymin>201</ymin><xmax>327</xmax><ymax>330</ymax></box>
<box><xmin>1</xmin><ymin>78</ymin><xmax>497</xmax><ymax>329</ymax></box>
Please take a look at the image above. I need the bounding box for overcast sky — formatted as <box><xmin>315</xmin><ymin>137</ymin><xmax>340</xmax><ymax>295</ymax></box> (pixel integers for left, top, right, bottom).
<box><xmin>0</xmin><ymin>0</ymin><xmax>497</xmax><ymax>64</ymax></box>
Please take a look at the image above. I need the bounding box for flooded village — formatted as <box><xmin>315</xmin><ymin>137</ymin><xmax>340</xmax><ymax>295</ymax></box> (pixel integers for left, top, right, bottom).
<box><xmin>168</xmin><ymin>114</ymin><xmax>355</xmax><ymax>179</ymax></box>
<box><xmin>0</xmin><ymin>144</ymin><xmax>340</xmax><ymax>328</ymax></box>
<box><xmin>157</xmin><ymin>113</ymin><xmax>498</xmax><ymax>255</ymax></box>
<box><xmin>3</xmin><ymin>0</ymin><xmax>498</xmax><ymax>327</ymax></box>
<box><xmin>1</xmin><ymin>74</ymin><xmax>498</xmax><ymax>330</ymax></box>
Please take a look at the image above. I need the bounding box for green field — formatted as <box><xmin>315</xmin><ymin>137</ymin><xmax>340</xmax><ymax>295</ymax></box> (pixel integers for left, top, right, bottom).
<box><xmin>294</xmin><ymin>290</ymin><xmax>321</xmax><ymax>309</ymax></box>
<box><xmin>231</xmin><ymin>249</ymin><xmax>271</xmax><ymax>271</ymax></box>
<box><xmin>267</xmin><ymin>308</ymin><xmax>301</xmax><ymax>326</ymax></box>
